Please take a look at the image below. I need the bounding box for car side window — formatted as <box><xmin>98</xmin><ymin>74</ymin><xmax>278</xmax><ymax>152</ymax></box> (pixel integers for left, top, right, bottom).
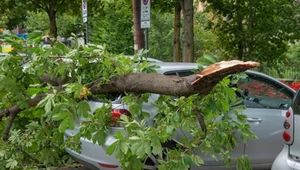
<box><xmin>237</xmin><ymin>75</ymin><xmax>293</xmax><ymax>109</ymax></box>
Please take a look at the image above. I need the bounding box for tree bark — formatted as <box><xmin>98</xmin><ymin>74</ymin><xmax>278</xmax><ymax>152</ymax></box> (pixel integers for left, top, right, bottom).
<box><xmin>47</xmin><ymin>8</ymin><xmax>57</xmax><ymax>46</ymax></box>
<box><xmin>89</xmin><ymin>60</ymin><xmax>259</xmax><ymax>96</ymax></box>
<box><xmin>182</xmin><ymin>0</ymin><xmax>194</xmax><ymax>62</ymax></box>
<box><xmin>132</xmin><ymin>0</ymin><xmax>145</xmax><ymax>54</ymax></box>
<box><xmin>236</xmin><ymin>0</ymin><xmax>244</xmax><ymax>61</ymax></box>
<box><xmin>173</xmin><ymin>0</ymin><xmax>181</xmax><ymax>62</ymax></box>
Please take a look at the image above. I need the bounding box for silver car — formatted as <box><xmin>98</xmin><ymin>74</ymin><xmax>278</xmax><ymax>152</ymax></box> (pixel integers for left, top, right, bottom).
<box><xmin>64</xmin><ymin>62</ymin><xmax>295</xmax><ymax>170</ymax></box>
<box><xmin>272</xmin><ymin>88</ymin><xmax>300</xmax><ymax>170</ymax></box>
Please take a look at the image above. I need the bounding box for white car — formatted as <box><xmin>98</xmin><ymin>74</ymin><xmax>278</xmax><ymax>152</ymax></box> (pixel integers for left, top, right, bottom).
<box><xmin>64</xmin><ymin>62</ymin><xmax>295</xmax><ymax>170</ymax></box>
<box><xmin>272</xmin><ymin>89</ymin><xmax>300</xmax><ymax>170</ymax></box>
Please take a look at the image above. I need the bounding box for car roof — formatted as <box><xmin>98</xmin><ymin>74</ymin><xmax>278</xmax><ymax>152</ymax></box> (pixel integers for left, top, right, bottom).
<box><xmin>152</xmin><ymin>62</ymin><xmax>269</xmax><ymax>77</ymax></box>
<box><xmin>153</xmin><ymin>62</ymin><xmax>295</xmax><ymax>91</ymax></box>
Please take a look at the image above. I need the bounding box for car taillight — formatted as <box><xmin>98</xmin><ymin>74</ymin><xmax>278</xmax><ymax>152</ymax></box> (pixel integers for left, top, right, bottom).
<box><xmin>283</xmin><ymin>131</ymin><xmax>291</xmax><ymax>142</ymax></box>
<box><xmin>111</xmin><ymin>109</ymin><xmax>131</xmax><ymax>126</ymax></box>
<box><xmin>286</xmin><ymin>110</ymin><xmax>291</xmax><ymax>118</ymax></box>
<box><xmin>283</xmin><ymin>109</ymin><xmax>293</xmax><ymax>144</ymax></box>
<box><xmin>284</xmin><ymin>120</ymin><xmax>291</xmax><ymax>129</ymax></box>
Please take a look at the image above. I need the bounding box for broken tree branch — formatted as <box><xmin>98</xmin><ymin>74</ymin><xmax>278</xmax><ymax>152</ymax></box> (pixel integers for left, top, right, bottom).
<box><xmin>89</xmin><ymin>60</ymin><xmax>260</xmax><ymax>96</ymax></box>
<box><xmin>0</xmin><ymin>60</ymin><xmax>259</xmax><ymax>139</ymax></box>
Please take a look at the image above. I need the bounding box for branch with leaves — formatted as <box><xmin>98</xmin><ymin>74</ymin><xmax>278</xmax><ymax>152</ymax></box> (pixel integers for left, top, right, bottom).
<box><xmin>0</xmin><ymin>35</ymin><xmax>259</xmax><ymax>169</ymax></box>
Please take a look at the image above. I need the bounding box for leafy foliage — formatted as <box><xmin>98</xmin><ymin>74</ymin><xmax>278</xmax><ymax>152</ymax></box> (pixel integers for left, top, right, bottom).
<box><xmin>194</xmin><ymin>12</ymin><xmax>221</xmax><ymax>58</ymax></box>
<box><xmin>89</xmin><ymin>1</ymin><xmax>133</xmax><ymax>54</ymax></box>
<box><xmin>23</xmin><ymin>11</ymin><xmax>83</xmax><ymax>38</ymax></box>
<box><xmin>201</xmin><ymin>0</ymin><xmax>300</xmax><ymax>65</ymax></box>
<box><xmin>0</xmin><ymin>34</ymin><xmax>255</xmax><ymax>170</ymax></box>
<box><xmin>148</xmin><ymin>11</ymin><xmax>174</xmax><ymax>61</ymax></box>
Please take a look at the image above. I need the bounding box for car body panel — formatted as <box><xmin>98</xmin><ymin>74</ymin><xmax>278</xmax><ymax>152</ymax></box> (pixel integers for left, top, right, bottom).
<box><xmin>244</xmin><ymin>108</ymin><xmax>286</xmax><ymax>164</ymax></box>
<box><xmin>65</xmin><ymin>128</ymin><xmax>122</xmax><ymax>170</ymax></box>
<box><xmin>238</xmin><ymin>71</ymin><xmax>294</xmax><ymax>166</ymax></box>
<box><xmin>272</xmin><ymin>89</ymin><xmax>300</xmax><ymax>170</ymax></box>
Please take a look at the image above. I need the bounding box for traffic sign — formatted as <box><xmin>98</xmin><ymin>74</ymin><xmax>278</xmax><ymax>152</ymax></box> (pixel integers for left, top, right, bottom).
<box><xmin>141</xmin><ymin>0</ymin><xmax>151</xmax><ymax>28</ymax></box>
<box><xmin>82</xmin><ymin>1</ymin><xmax>87</xmax><ymax>23</ymax></box>
<box><xmin>143</xmin><ymin>0</ymin><xmax>149</xmax><ymax>5</ymax></box>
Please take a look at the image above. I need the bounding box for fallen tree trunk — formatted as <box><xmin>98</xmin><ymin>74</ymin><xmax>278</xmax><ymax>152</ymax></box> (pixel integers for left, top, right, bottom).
<box><xmin>89</xmin><ymin>60</ymin><xmax>259</xmax><ymax>96</ymax></box>
<box><xmin>0</xmin><ymin>60</ymin><xmax>259</xmax><ymax>140</ymax></box>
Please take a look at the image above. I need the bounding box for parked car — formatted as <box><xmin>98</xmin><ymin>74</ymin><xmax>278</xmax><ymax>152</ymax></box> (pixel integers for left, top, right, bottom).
<box><xmin>271</xmin><ymin>88</ymin><xmax>300</xmax><ymax>170</ymax></box>
<box><xmin>64</xmin><ymin>62</ymin><xmax>295</xmax><ymax>170</ymax></box>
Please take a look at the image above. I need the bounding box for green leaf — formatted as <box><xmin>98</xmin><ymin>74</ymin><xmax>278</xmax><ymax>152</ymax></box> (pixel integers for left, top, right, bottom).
<box><xmin>68</xmin><ymin>116</ymin><xmax>76</xmax><ymax>130</ymax></box>
<box><xmin>58</xmin><ymin>118</ymin><xmax>70</xmax><ymax>133</ymax></box>
<box><xmin>191</xmin><ymin>155</ymin><xmax>204</xmax><ymax>166</ymax></box>
<box><xmin>136</xmin><ymin>142</ymin><xmax>148</xmax><ymax>158</ymax></box>
<box><xmin>196</xmin><ymin>53</ymin><xmax>219</xmax><ymax>65</ymax></box>
<box><xmin>120</xmin><ymin>142</ymin><xmax>128</xmax><ymax>154</ymax></box>
<box><xmin>77</xmin><ymin>101</ymin><xmax>91</xmax><ymax>117</ymax></box>
<box><xmin>27</xmin><ymin>87</ymin><xmax>48</xmax><ymax>95</ymax></box>
<box><xmin>6</xmin><ymin>159</ymin><xmax>18</xmax><ymax>169</ymax></box>
<box><xmin>129</xmin><ymin>136</ymin><xmax>141</xmax><ymax>140</ymax></box>
<box><xmin>114</xmin><ymin>131</ymin><xmax>123</xmax><ymax>140</ymax></box>
<box><xmin>26</xmin><ymin>121</ymin><xmax>40</xmax><ymax>129</ymax></box>
<box><xmin>183</xmin><ymin>155</ymin><xmax>193</xmax><ymax>165</ymax></box>
<box><xmin>151</xmin><ymin>136</ymin><xmax>162</xmax><ymax>156</ymax></box>
<box><xmin>221</xmin><ymin>100</ymin><xmax>230</xmax><ymax>111</ymax></box>
<box><xmin>52</xmin><ymin>112</ymin><xmax>69</xmax><ymax>121</ymax></box>
<box><xmin>106</xmin><ymin>141</ymin><xmax>118</xmax><ymax>155</ymax></box>
<box><xmin>131</xmin><ymin>141</ymin><xmax>142</xmax><ymax>156</ymax></box>
<box><xmin>94</xmin><ymin>130</ymin><xmax>106</xmax><ymax>145</ymax></box>
<box><xmin>226</xmin><ymin>88</ymin><xmax>236</xmax><ymax>102</ymax></box>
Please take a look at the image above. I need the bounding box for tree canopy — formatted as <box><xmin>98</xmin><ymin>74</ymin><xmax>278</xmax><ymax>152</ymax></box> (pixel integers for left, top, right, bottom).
<box><xmin>201</xmin><ymin>0</ymin><xmax>300</xmax><ymax>65</ymax></box>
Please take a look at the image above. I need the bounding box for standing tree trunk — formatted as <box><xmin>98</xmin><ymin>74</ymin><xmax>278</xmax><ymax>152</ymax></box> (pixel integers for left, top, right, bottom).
<box><xmin>236</xmin><ymin>0</ymin><xmax>244</xmax><ymax>61</ymax></box>
<box><xmin>132</xmin><ymin>0</ymin><xmax>145</xmax><ymax>54</ymax></box>
<box><xmin>245</xmin><ymin>0</ymin><xmax>255</xmax><ymax>62</ymax></box>
<box><xmin>182</xmin><ymin>0</ymin><xmax>194</xmax><ymax>62</ymax></box>
<box><xmin>47</xmin><ymin>8</ymin><xmax>57</xmax><ymax>46</ymax></box>
<box><xmin>173</xmin><ymin>0</ymin><xmax>181</xmax><ymax>62</ymax></box>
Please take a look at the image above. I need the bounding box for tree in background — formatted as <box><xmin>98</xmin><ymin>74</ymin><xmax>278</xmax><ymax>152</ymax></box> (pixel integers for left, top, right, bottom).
<box><xmin>1</xmin><ymin>0</ymin><xmax>81</xmax><ymax>42</ymax></box>
<box><xmin>0</xmin><ymin>0</ymin><xmax>27</xmax><ymax>30</ymax></box>
<box><xmin>148</xmin><ymin>12</ymin><xmax>174</xmax><ymax>61</ymax></box>
<box><xmin>134</xmin><ymin>0</ymin><xmax>197</xmax><ymax>62</ymax></box>
<box><xmin>147</xmin><ymin>2</ymin><xmax>220</xmax><ymax>62</ymax></box>
<box><xmin>89</xmin><ymin>1</ymin><xmax>134</xmax><ymax>54</ymax></box>
<box><xmin>173</xmin><ymin>0</ymin><xmax>182</xmax><ymax>61</ymax></box>
<box><xmin>23</xmin><ymin>12</ymin><xmax>49</xmax><ymax>35</ymax></box>
<box><xmin>194</xmin><ymin>12</ymin><xmax>221</xmax><ymax>58</ymax></box>
<box><xmin>181</xmin><ymin>0</ymin><xmax>194</xmax><ymax>62</ymax></box>
<box><xmin>24</xmin><ymin>11</ymin><xmax>83</xmax><ymax>39</ymax></box>
<box><xmin>132</xmin><ymin>0</ymin><xmax>145</xmax><ymax>53</ymax></box>
<box><xmin>201</xmin><ymin>0</ymin><xmax>300</xmax><ymax>66</ymax></box>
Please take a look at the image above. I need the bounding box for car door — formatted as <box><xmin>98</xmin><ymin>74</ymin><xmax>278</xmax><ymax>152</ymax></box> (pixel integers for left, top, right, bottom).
<box><xmin>237</xmin><ymin>72</ymin><xmax>295</xmax><ymax>166</ymax></box>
